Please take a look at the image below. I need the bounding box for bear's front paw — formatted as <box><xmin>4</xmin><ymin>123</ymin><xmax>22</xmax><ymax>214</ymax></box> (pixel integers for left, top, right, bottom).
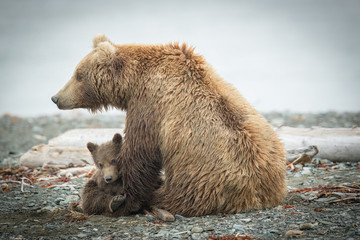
<box><xmin>109</xmin><ymin>194</ymin><xmax>126</xmax><ymax>213</ymax></box>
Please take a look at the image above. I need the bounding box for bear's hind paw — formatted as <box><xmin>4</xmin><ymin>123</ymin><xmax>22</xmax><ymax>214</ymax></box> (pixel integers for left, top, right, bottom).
<box><xmin>109</xmin><ymin>195</ymin><xmax>126</xmax><ymax>212</ymax></box>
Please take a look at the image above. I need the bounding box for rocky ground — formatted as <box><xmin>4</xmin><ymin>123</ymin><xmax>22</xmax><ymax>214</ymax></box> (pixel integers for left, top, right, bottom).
<box><xmin>0</xmin><ymin>111</ymin><xmax>359</xmax><ymax>240</ymax></box>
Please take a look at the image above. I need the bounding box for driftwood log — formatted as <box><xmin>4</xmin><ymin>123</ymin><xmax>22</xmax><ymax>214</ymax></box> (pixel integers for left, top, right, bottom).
<box><xmin>20</xmin><ymin>129</ymin><xmax>123</xmax><ymax>167</ymax></box>
<box><xmin>277</xmin><ymin>126</ymin><xmax>360</xmax><ymax>162</ymax></box>
<box><xmin>20</xmin><ymin>127</ymin><xmax>360</xmax><ymax>168</ymax></box>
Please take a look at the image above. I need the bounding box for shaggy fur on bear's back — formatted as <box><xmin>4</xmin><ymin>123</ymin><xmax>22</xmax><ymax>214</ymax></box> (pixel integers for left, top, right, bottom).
<box><xmin>52</xmin><ymin>35</ymin><xmax>287</xmax><ymax>216</ymax></box>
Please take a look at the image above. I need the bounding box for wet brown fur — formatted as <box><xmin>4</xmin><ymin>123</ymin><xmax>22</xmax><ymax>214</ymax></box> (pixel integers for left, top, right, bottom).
<box><xmin>54</xmin><ymin>35</ymin><xmax>287</xmax><ymax>216</ymax></box>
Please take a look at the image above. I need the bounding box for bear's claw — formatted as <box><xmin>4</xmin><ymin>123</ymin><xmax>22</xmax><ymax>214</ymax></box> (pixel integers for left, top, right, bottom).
<box><xmin>109</xmin><ymin>194</ymin><xmax>126</xmax><ymax>212</ymax></box>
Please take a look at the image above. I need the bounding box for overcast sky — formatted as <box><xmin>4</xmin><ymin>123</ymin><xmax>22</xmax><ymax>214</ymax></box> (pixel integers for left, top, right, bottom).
<box><xmin>0</xmin><ymin>0</ymin><xmax>359</xmax><ymax>116</ymax></box>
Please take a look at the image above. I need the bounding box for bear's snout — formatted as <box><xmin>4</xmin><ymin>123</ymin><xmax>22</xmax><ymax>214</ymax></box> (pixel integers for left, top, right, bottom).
<box><xmin>105</xmin><ymin>176</ymin><xmax>113</xmax><ymax>183</ymax></box>
<box><xmin>51</xmin><ymin>96</ymin><xmax>59</xmax><ymax>105</ymax></box>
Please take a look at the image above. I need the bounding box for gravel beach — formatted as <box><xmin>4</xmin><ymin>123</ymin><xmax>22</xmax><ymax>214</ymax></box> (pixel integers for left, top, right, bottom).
<box><xmin>0</xmin><ymin>112</ymin><xmax>359</xmax><ymax>239</ymax></box>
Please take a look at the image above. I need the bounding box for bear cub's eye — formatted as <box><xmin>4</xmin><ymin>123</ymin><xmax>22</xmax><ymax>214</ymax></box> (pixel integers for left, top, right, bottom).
<box><xmin>99</xmin><ymin>163</ymin><xmax>103</xmax><ymax>168</ymax></box>
<box><xmin>76</xmin><ymin>72</ymin><xmax>82</xmax><ymax>82</ymax></box>
<box><xmin>111</xmin><ymin>159</ymin><xmax>116</xmax><ymax>165</ymax></box>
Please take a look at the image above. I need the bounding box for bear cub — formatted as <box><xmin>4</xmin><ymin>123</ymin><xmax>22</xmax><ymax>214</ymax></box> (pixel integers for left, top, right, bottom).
<box><xmin>81</xmin><ymin>133</ymin><xmax>128</xmax><ymax>217</ymax></box>
<box><xmin>81</xmin><ymin>132</ymin><xmax>174</xmax><ymax>221</ymax></box>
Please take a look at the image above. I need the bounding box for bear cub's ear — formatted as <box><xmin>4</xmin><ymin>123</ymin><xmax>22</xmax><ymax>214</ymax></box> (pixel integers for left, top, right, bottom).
<box><xmin>112</xmin><ymin>133</ymin><xmax>122</xmax><ymax>144</ymax></box>
<box><xmin>93</xmin><ymin>34</ymin><xmax>111</xmax><ymax>48</ymax></box>
<box><xmin>87</xmin><ymin>142</ymin><xmax>98</xmax><ymax>153</ymax></box>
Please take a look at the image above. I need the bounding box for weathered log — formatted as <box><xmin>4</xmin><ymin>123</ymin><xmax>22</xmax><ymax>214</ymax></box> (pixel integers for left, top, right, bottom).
<box><xmin>277</xmin><ymin>127</ymin><xmax>360</xmax><ymax>162</ymax></box>
<box><xmin>286</xmin><ymin>145</ymin><xmax>319</xmax><ymax>164</ymax></box>
<box><xmin>20</xmin><ymin>127</ymin><xmax>360</xmax><ymax>167</ymax></box>
<box><xmin>20</xmin><ymin>129</ymin><xmax>123</xmax><ymax>167</ymax></box>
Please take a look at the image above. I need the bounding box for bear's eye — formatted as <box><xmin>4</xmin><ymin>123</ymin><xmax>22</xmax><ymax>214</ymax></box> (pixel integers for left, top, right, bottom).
<box><xmin>76</xmin><ymin>72</ymin><xmax>82</xmax><ymax>82</ymax></box>
<box><xmin>99</xmin><ymin>163</ymin><xmax>103</xmax><ymax>168</ymax></box>
<box><xmin>111</xmin><ymin>159</ymin><xmax>116</xmax><ymax>165</ymax></box>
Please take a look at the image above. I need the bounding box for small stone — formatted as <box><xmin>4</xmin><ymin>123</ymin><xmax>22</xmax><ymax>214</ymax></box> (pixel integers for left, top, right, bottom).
<box><xmin>304</xmin><ymin>163</ymin><xmax>315</xmax><ymax>168</ymax></box>
<box><xmin>301</xmin><ymin>167</ymin><xmax>313</xmax><ymax>175</ymax></box>
<box><xmin>240</xmin><ymin>218</ymin><xmax>252</xmax><ymax>223</ymax></box>
<box><xmin>233</xmin><ymin>224</ymin><xmax>244</xmax><ymax>231</ymax></box>
<box><xmin>340</xmin><ymin>212</ymin><xmax>352</xmax><ymax>219</ymax></box>
<box><xmin>293</xmin><ymin>172</ymin><xmax>302</xmax><ymax>178</ymax></box>
<box><xmin>288</xmin><ymin>224</ymin><xmax>299</xmax><ymax>229</ymax></box>
<box><xmin>318</xmin><ymin>220</ymin><xmax>333</xmax><ymax>225</ymax></box>
<box><xmin>155</xmin><ymin>230</ymin><xmax>168</xmax><ymax>237</ymax></box>
<box><xmin>338</xmin><ymin>163</ymin><xmax>348</xmax><ymax>170</ymax></box>
<box><xmin>204</xmin><ymin>226</ymin><xmax>215</xmax><ymax>231</ymax></box>
<box><xmin>285</xmin><ymin>230</ymin><xmax>303</xmax><ymax>237</ymax></box>
<box><xmin>269</xmin><ymin>229</ymin><xmax>279</xmax><ymax>234</ymax></box>
<box><xmin>191</xmin><ymin>233</ymin><xmax>202</xmax><ymax>240</ymax></box>
<box><xmin>175</xmin><ymin>214</ymin><xmax>184</xmax><ymax>220</ymax></box>
<box><xmin>300</xmin><ymin>223</ymin><xmax>313</xmax><ymax>230</ymax></box>
<box><xmin>294</xmin><ymin>164</ymin><xmax>303</xmax><ymax>170</ymax></box>
<box><xmin>145</xmin><ymin>214</ymin><xmax>155</xmax><ymax>221</ymax></box>
<box><xmin>55</xmin><ymin>198</ymin><xmax>64</xmax><ymax>205</ymax></box>
<box><xmin>315</xmin><ymin>197</ymin><xmax>337</xmax><ymax>202</ymax></box>
<box><xmin>77</xmin><ymin>233</ymin><xmax>87</xmax><ymax>238</ymax></box>
<box><xmin>41</xmin><ymin>206</ymin><xmax>56</xmax><ymax>212</ymax></box>
<box><xmin>191</xmin><ymin>227</ymin><xmax>203</xmax><ymax>233</ymax></box>
<box><xmin>65</xmin><ymin>195</ymin><xmax>80</xmax><ymax>203</ymax></box>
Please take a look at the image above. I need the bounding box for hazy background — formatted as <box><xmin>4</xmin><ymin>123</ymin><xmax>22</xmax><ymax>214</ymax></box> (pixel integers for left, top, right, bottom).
<box><xmin>1</xmin><ymin>0</ymin><xmax>359</xmax><ymax>117</ymax></box>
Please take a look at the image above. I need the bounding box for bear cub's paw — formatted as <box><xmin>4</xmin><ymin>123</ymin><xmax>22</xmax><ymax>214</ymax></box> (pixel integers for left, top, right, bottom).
<box><xmin>109</xmin><ymin>194</ymin><xmax>126</xmax><ymax>213</ymax></box>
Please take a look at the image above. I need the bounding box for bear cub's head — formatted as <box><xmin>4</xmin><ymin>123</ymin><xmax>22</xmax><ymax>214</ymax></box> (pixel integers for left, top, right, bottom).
<box><xmin>87</xmin><ymin>133</ymin><xmax>122</xmax><ymax>183</ymax></box>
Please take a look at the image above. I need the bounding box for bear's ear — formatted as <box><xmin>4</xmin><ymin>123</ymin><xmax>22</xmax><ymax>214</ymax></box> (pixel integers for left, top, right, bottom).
<box><xmin>96</xmin><ymin>41</ymin><xmax>116</xmax><ymax>63</ymax></box>
<box><xmin>87</xmin><ymin>142</ymin><xmax>98</xmax><ymax>153</ymax></box>
<box><xmin>112</xmin><ymin>133</ymin><xmax>123</xmax><ymax>144</ymax></box>
<box><xmin>93</xmin><ymin>34</ymin><xmax>111</xmax><ymax>48</ymax></box>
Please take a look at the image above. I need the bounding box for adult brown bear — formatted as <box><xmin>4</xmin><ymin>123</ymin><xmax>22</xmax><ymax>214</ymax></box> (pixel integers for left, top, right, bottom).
<box><xmin>52</xmin><ymin>34</ymin><xmax>287</xmax><ymax>216</ymax></box>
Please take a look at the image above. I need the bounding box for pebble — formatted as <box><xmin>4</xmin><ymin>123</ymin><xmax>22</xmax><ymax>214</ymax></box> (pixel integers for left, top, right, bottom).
<box><xmin>145</xmin><ymin>214</ymin><xmax>155</xmax><ymax>221</ymax></box>
<box><xmin>315</xmin><ymin>197</ymin><xmax>338</xmax><ymax>202</ymax></box>
<box><xmin>288</xmin><ymin>224</ymin><xmax>299</xmax><ymax>229</ymax></box>
<box><xmin>233</xmin><ymin>224</ymin><xmax>244</xmax><ymax>231</ymax></box>
<box><xmin>240</xmin><ymin>218</ymin><xmax>252</xmax><ymax>223</ymax></box>
<box><xmin>41</xmin><ymin>206</ymin><xmax>56</xmax><ymax>212</ymax></box>
<box><xmin>65</xmin><ymin>194</ymin><xmax>80</xmax><ymax>202</ymax></box>
<box><xmin>338</xmin><ymin>163</ymin><xmax>348</xmax><ymax>170</ymax></box>
<box><xmin>77</xmin><ymin>233</ymin><xmax>88</xmax><ymax>238</ymax></box>
<box><xmin>54</xmin><ymin>198</ymin><xmax>65</xmax><ymax>205</ymax></box>
<box><xmin>294</xmin><ymin>164</ymin><xmax>303</xmax><ymax>170</ymax></box>
<box><xmin>300</xmin><ymin>223</ymin><xmax>313</xmax><ymax>230</ymax></box>
<box><xmin>293</xmin><ymin>172</ymin><xmax>302</xmax><ymax>178</ymax></box>
<box><xmin>191</xmin><ymin>227</ymin><xmax>203</xmax><ymax>233</ymax></box>
<box><xmin>175</xmin><ymin>214</ymin><xmax>184</xmax><ymax>220</ymax></box>
<box><xmin>301</xmin><ymin>167</ymin><xmax>313</xmax><ymax>175</ymax></box>
<box><xmin>191</xmin><ymin>233</ymin><xmax>202</xmax><ymax>240</ymax></box>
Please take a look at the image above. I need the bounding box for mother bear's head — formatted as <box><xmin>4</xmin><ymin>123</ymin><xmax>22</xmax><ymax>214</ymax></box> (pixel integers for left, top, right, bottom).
<box><xmin>51</xmin><ymin>34</ymin><xmax>130</xmax><ymax>112</ymax></box>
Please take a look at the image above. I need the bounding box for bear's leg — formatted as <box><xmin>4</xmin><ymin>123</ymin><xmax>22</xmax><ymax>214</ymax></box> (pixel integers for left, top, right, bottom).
<box><xmin>120</xmin><ymin>107</ymin><xmax>164</xmax><ymax>212</ymax></box>
<box><xmin>120</xmin><ymin>151</ymin><xmax>163</xmax><ymax>212</ymax></box>
<box><xmin>82</xmin><ymin>180</ymin><xmax>117</xmax><ymax>215</ymax></box>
